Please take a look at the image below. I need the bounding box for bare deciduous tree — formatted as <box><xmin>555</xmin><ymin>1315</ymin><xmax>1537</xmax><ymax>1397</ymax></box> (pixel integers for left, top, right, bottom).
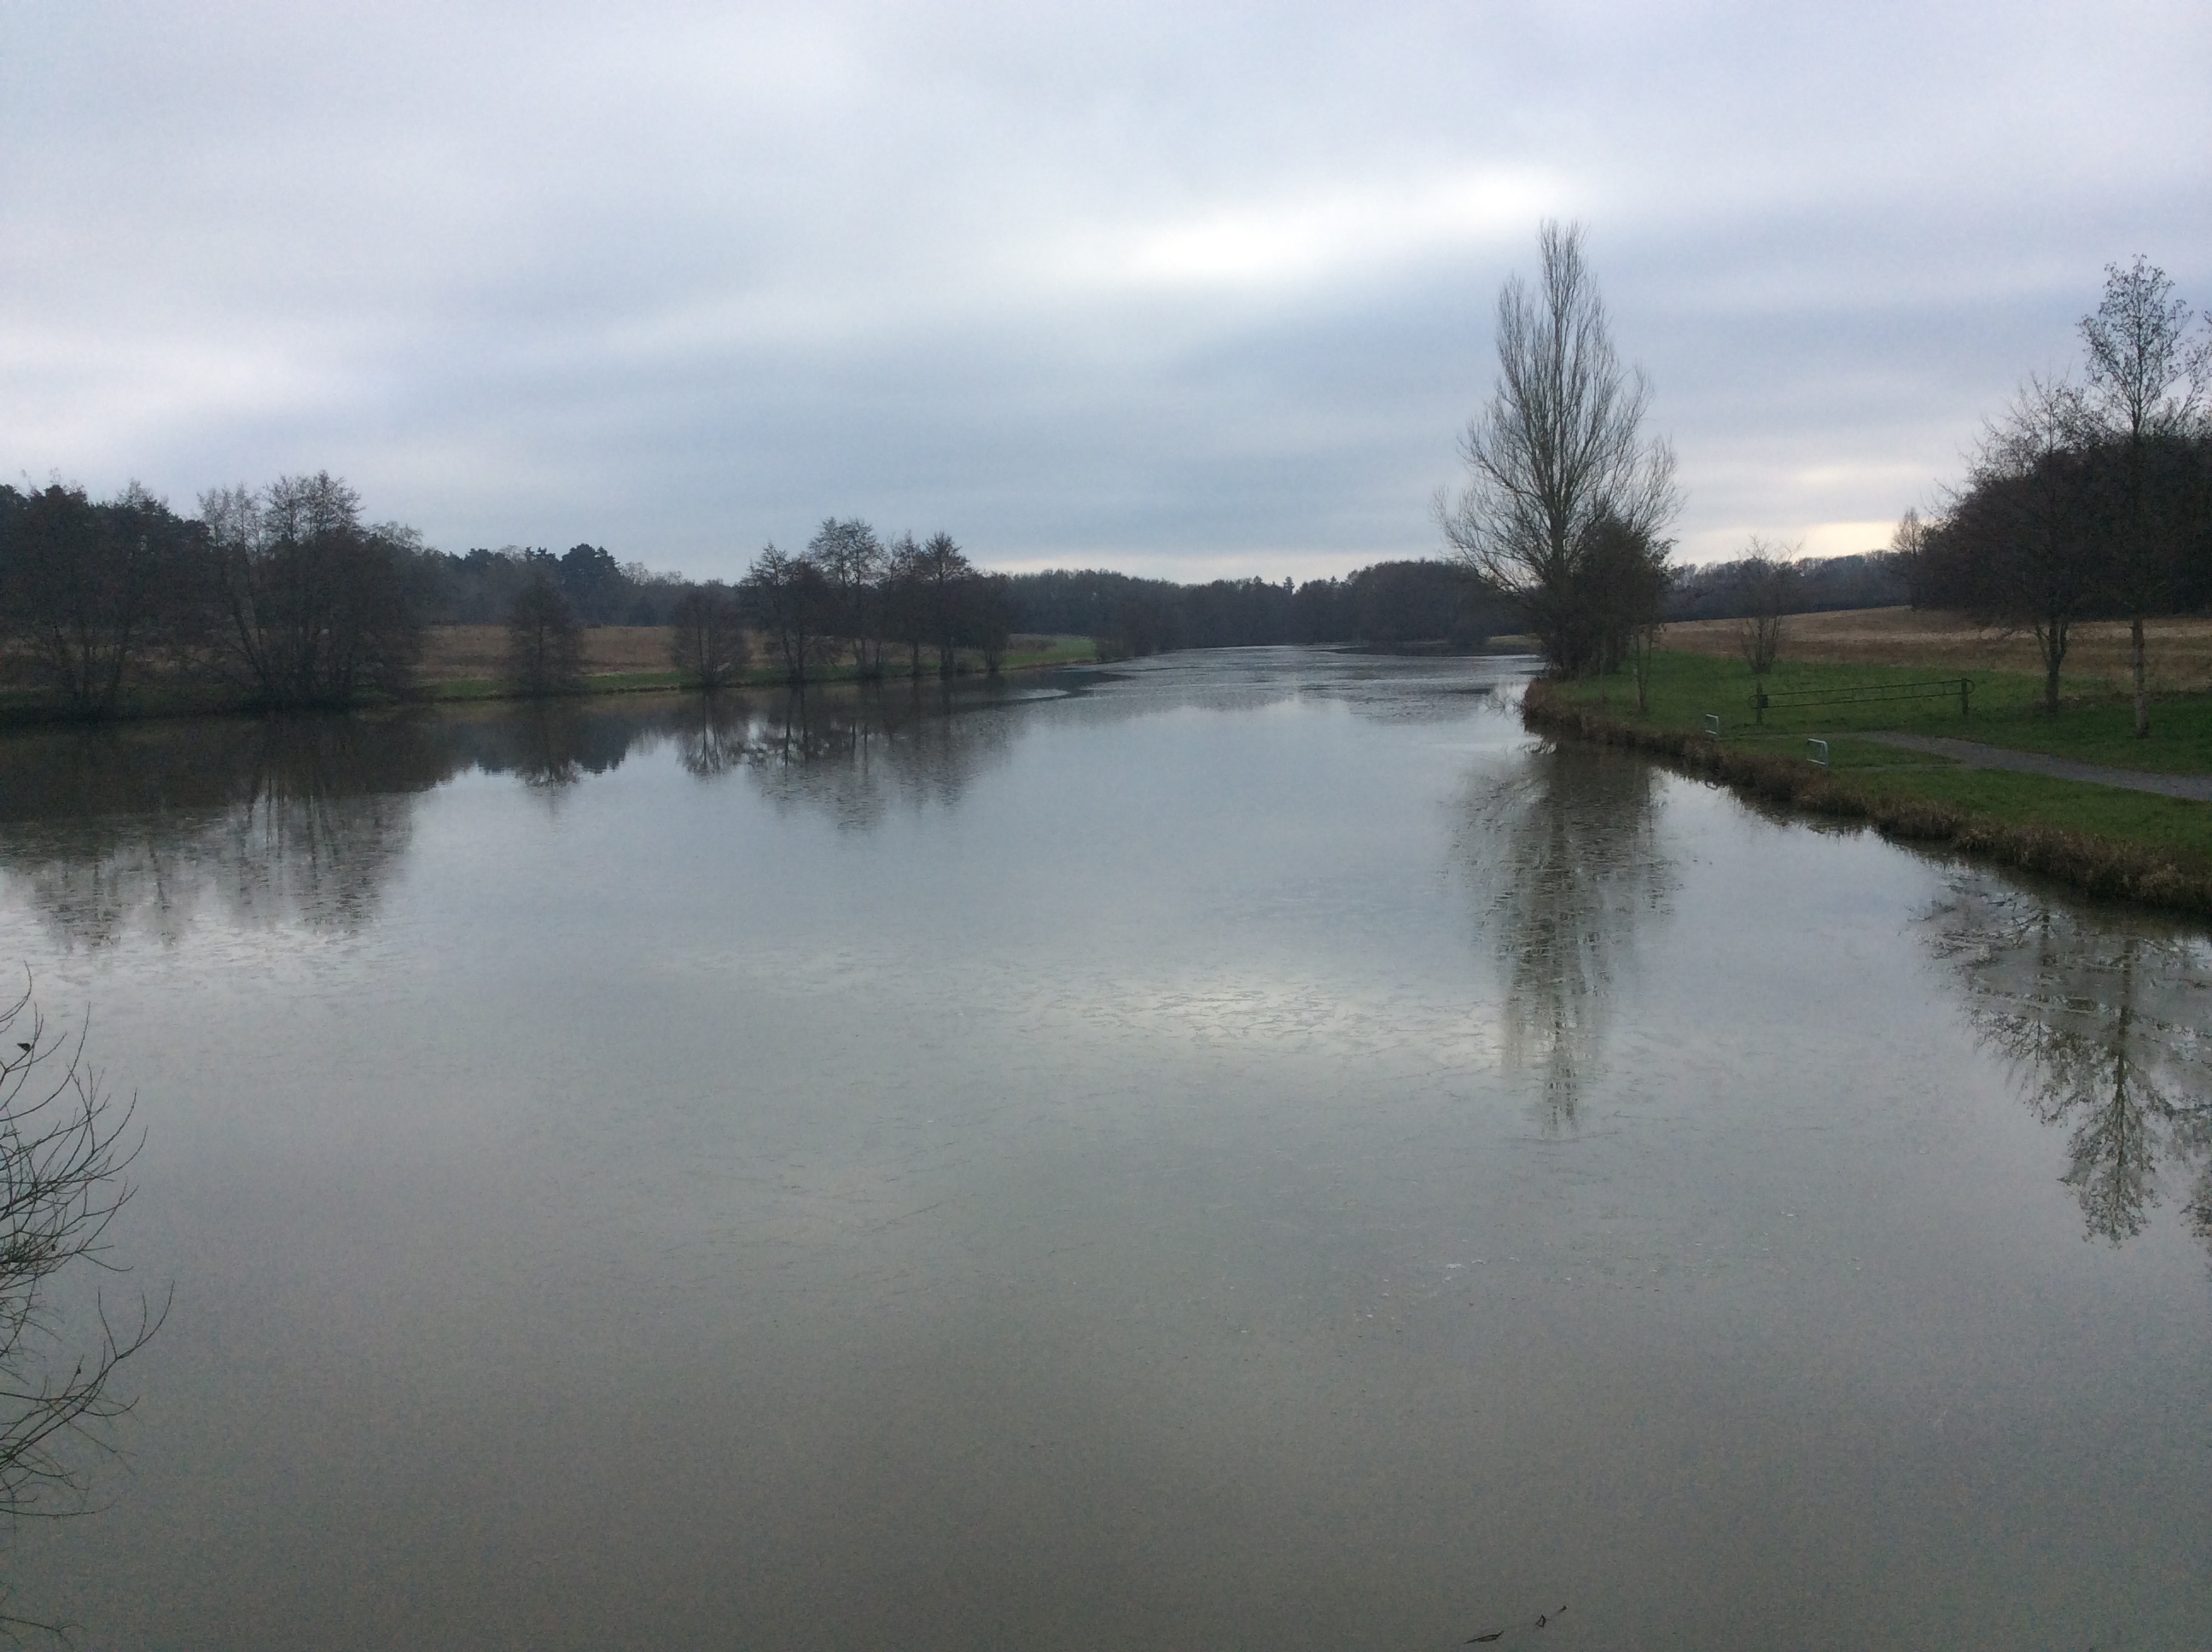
<box><xmin>1441</xmin><ymin>221</ymin><xmax>1679</xmax><ymax>677</ymax></box>
<box><xmin>805</xmin><ymin>520</ymin><xmax>888</xmax><ymax>679</ymax></box>
<box><xmin>0</xmin><ymin>484</ymin><xmax>189</xmax><ymax>718</ymax></box>
<box><xmin>667</xmin><ymin>584</ymin><xmax>748</xmax><ymax>689</ymax></box>
<box><xmin>0</xmin><ymin>975</ymin><xmax>166</xmax><ymax>1637</ymax></box>
<box><xmin>1955</xmin><ymin>378</ymin><xmax>2101</xmax><ymax>713</ymax></box>
<box><xmin>1626</xmin><ymin>616</ymin><xmax>1662</xmax><ymax>713</ymax></box>
<box><xmin>969</xmin><ymin>573</ymin><xmax>1014</xmax><ymax>675</ymax></box>
<box><xmin>504</xmin><ymin>558</ymin><xmax>585</xmax><ymax>695</ymax></box>
<box><xmin>2076</xmin><ymin>256</ymin><xmax>2211</xmax><ymax>736</ymax></box>
<box><xmin>883</xmin><ymin>533</ymin><xmax>929</xmax><ymax>679</ymax></box>
<box><xmin>1732</xmin><ymin>540</ymin><xmax>1796</xmax><ymax>678</ymax></box>
<box><xmin>739</xmin><ymin>544</ymin><xmax>830</xmax><ymax>684</ymax></box>
<box><xmin>196</xmin><ymin>474</ymin><xmax>425</xmax><ymax>709</ymax></box>
<box><xmin>916</xmin><ymin>532</ymin><xmax>972</xmax><ymax>678</ymax></box>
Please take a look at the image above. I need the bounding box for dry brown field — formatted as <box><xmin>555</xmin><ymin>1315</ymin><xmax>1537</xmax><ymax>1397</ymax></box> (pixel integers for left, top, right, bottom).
<box><xmin>420</xmin><ymin>624</ymin><xmax>677</xmax><ymax>678</ymax></box>
<box><xmin>417</xmin><ymin>627</ymin><xmax>1087</xmax><ymax>682</ymax></box>
<box><xmin>1662</xmin><ymin>607</ymin><xmax>2212</xmax><ymax>692</ymax></box>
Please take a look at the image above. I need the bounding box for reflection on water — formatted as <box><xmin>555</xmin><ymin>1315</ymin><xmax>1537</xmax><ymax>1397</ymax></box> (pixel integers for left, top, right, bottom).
<box><xmin>0</xmin><ymin>683</ymin><xmax>1056</xmax><ymax>945</ymax></box>
<box><xmin>441</xmin><ymin>698</ymin><xmax>676</xmax><ymax>792</ymax></box>
<box><xmin>0</xmin><ymin>718</ymin><xmax>449</xmax><ymax>945</ymax></box>
<box><xmin>714</xmin><ymin>686</ymin><xmax>1016</xmax><ymax>829</ymax></box>
<box><xmin>1461</xmin><ymin>738</ymin><xmax>1672</xmax><ymax>1130</ymax></box>
<box><xmin>671</xmin><ymin>695</ymin><xmax>748</xmax><ymax>778</ymax></box>
<box><xmin>1929</xmin><ymin>877</ymin><xmax>2212</xmax><ymax>1249</ymax></box>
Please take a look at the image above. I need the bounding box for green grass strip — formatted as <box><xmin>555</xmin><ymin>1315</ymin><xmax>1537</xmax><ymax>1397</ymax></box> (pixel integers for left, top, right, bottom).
<box><xmin>1525</xmin><ymin>676</ymin><xmax>2212</xmax><ymax>917</ymax></box>
<box><xmin>1556</xmin><ymin>649</ymin><xmax>2212</xmax><ymax>774</ymax></box>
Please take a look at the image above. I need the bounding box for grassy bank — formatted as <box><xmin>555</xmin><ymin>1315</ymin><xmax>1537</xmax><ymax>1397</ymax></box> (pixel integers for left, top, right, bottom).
<box><xmin>1528</xmin><ymin>654</ymin><xmax>2212</xmax><ymax>916</ymax></box>
<box><xmin>1579</xmin><ymin>647</ymin><xmax>2212</xmax><ymax>773</ymax></box>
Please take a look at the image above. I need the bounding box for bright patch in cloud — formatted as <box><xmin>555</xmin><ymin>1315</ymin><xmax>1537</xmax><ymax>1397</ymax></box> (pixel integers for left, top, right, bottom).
<box><xmin>1679</xmin><ymin>519</ymin><xmax>1901</xmax><ymax>566</ymax></box>
<box><xmin>1059</xmin><ymin>168</ymin><xmax>1563</xmax><ymax>293</ymax></box>
<box><xmin>1798</xmin><ymin>519</ymin><xmax>1901</xmax><ymax>559</ymax></box>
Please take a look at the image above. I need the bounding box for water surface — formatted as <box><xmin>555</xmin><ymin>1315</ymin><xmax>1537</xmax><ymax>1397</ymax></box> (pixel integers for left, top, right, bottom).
<box><xmin>1</xmin><ymin>650</ymin><xmax>2207</xmax><ymax>1649</ymax></box>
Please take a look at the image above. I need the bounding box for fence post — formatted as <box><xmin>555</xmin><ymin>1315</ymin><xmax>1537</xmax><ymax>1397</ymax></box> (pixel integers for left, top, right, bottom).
<box><xmin>1960</xmin><ymin>678</ymin><xmax>1971</xmax><ymax>717</ymax></box>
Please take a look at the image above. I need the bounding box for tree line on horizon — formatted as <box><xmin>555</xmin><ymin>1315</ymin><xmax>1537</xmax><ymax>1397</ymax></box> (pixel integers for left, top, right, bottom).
<box><xmin>1667</xmin><ymin>550</ymin><xmax>1911</xmax><ymax>621</ymax></box>
<box><xmin>0</xmin><ymin>468</ymin><xmax>1538</xmax><ymax>715</ymax></box>
<box><xmin>0</xmin><ymin>472</ymin><xmax>425</xmax><ymax>714</ymax></box>
<box><xmin>0</xmin><ymin>474</ymin><xmax>730</xmax><ymax>713</ymax></box>
<box><xmin>1905</xmin><ymin>255</ymin><xmax>2212</xmax><ymax>731</ymax></box>
<box><xmin>710</xmin><ymin>531</ymin><xmax>1521</xmax><ymax>680</ymax></box>
<box><xmin>1010</xmin><ymin>560</ymin><xmax>1514</xmax><ymax>656</ymax></box>
<box><xmin>0</xmin><ymin>453</ymin><xmax>1936</xmax><ymax>723</ymax></box>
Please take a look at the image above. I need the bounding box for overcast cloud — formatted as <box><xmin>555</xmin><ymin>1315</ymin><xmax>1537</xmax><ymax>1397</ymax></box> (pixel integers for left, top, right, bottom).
<box><xmin>3</xmin><ymin>0</ymin><xmax>2207</xmax><ymax>580</ymax></box>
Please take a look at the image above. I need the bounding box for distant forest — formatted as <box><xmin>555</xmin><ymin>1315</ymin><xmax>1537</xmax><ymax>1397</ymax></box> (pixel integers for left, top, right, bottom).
<box><xmin>1007</xmin><ymin>548</ymin><xmax>1913</xmax><ymax>656</ymax></box>
<box><xmin>1665</xmin><ymin>550</ymin><xmax>1911</xmax><ymax>620</ymax></box>
<box><xmin>1007</xmin><ymin>561</ymin><xmax>1512</xmax><ymax>654</ymax></box>
<box><xmin>427</xmin><ymin>543</ymin><xmax>1914</xmax><ymax>648</ymax></box>
<box><xmin>428</xmin><ymin>542</ymin><xmax>689</xmax><ymax>626</ymax></box>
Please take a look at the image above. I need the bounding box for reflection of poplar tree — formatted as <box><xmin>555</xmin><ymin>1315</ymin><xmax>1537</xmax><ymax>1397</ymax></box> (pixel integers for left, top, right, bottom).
<box><xmin>1462</xmin><ymin>742</ymin><xmax>1671</xmax><ymax>1131</ymax></box>
<box><xmin>1932</xmin><ymin>881</ymin><xmax>2212</xmax><ymax>1248</ymax></box>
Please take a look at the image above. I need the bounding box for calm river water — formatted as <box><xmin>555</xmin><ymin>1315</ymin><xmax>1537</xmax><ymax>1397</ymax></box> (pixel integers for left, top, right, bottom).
<box><xmin>0</xmin><ymin>649</ymin><xmax>2208</xmax><ymax>1649</ymax></box>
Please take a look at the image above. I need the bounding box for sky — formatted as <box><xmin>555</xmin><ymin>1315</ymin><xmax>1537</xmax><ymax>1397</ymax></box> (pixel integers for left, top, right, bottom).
<box><xmin>3</xmin><ymin>1</ymin><xmax>2208</xmax><ymax>584</ymax></box>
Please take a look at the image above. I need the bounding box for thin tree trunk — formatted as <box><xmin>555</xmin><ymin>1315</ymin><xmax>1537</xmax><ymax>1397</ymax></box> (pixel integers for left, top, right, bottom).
<box><xmin>2036</xmin><ymin>620</ymin><xmax>2066</xmax><ymax>713</ymax></box>
<box><xmin>2131</xmin><ymin>616</ymin><xmax>2148</xmax><ymax>737</ymax></box>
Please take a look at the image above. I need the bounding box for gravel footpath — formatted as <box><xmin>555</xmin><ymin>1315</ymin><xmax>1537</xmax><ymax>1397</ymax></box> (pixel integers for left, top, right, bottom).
<box><xmin>1857</xmin><ymin>732</ymin><xmax>2212</xmax><ymax>802</ymax></box>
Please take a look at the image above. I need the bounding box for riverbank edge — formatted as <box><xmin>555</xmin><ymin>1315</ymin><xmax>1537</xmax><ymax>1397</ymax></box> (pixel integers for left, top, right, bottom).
<box><xmin>1521</xmin><ymin>681</ymin><xmax>2212</xmax><ymax>918</ymax></box>
<box><xmin>0</xmin><ymin>646</ymin><xmax>1104</xmax><ymax>730</ymax></box>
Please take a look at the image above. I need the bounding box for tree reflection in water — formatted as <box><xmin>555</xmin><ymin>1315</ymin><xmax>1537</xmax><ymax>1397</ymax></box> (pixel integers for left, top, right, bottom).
<box><xmin>1460</xmin><ymin>739</ymin><xmax>1672</xmax><ymax>1131</ymax></box>
<box><xmin>463</xmin><ymin>701</ymin><xmax>655</xmax><ymax>794</ymax></box>
<box><xmin>0</xmin><ymin>686</ymin><xmax>1033</xmax><ymax>946</ymax></box>
<box><xmin>677</xmin><ymin>684</ymin><xmax>1015</xmax><ymax>830</ymax></box>
<box><xmin>0</xmin><ymin>717</ymin><xmax>451</xmax><ymax>946</ymax></box>
<box><xmin>670</xmin><ymin>694</ymin><xmax>753</xmax><ymax>778</ymax></box>
<box><xmin>1928</xmin><ymin>878</ymin><xmax>2212</xmax><ymax>1248</ymax></box>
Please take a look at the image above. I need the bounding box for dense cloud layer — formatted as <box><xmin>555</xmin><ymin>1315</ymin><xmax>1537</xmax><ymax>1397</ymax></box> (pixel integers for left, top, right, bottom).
<box><xmin>3</xmin><ymin>0</ymin><xmax>2207</xmax><ymax>579</ymax></box>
